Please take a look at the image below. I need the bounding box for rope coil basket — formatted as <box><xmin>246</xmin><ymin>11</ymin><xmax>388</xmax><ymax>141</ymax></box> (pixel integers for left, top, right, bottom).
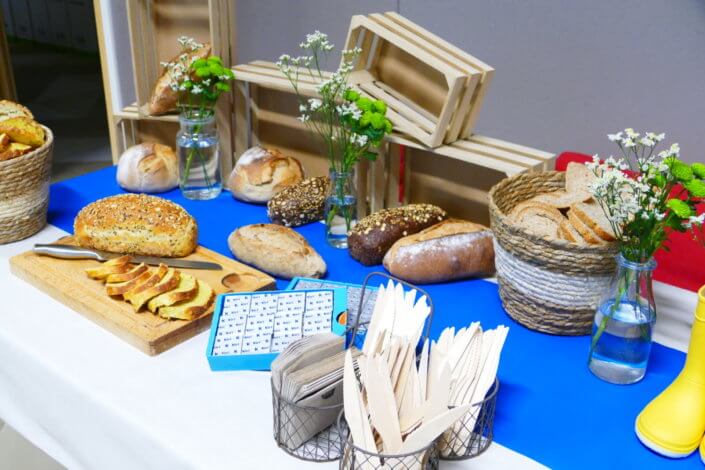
<box><xmin>489</xmin><ymin>171</ymin><xmax>617</xmax><ymax>335</ymax></box>
<box><xmin>0</xmin><ymin>126</ymin><xmax>53</xmax><ymax>244</ymax></box>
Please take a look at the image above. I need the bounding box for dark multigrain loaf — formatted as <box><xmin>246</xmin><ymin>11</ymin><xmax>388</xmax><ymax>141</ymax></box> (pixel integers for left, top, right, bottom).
<box><xmin>267</xmin><ymin>176</ymin><xmax>330</xmax><ymax>227</ymax></box>
<box><xmin>348</xmin><ymin>204</ymin><xmax>448</xmax><ymax>266</ymax></box>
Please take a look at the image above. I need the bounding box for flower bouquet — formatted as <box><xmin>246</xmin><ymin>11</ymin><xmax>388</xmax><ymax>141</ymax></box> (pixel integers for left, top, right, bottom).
<box><xmin>277</xmin><ymin>31</ymin><xmax>393</xmax><ymax>248</ymax></box>
<box><xmin>587</xmin><ymin>128</ymin><xmax>705</xmax><ymax>383</ymax></box>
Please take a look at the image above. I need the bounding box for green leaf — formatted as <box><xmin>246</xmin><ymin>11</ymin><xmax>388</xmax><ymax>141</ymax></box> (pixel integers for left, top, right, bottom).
<box><xmin>215</xmin><ymin>82</ymin><xmax>230</xmax><ymax>92</ymax></box>
<box><xmin>671</xmin><ymin>162</ymin><xmax>694</xmax><ymax>182</ymax></box>
<box><xmin>363</xmin><ymin>151</ymin><xmax>377</xmax><ymax>161</ymax></box>
<box><xmin>667</xmin><ymin>198</ymin><xmax>693</xmax><ymax>218</ymax></box>
<box><xmin>684</xmin><ymin>179</ymin><xmax>705</xmax><ymax>198</ymax></box>
<box><xmin>372</xmin><ymin>99</ymin><xmax>387</xmax><ymax>114</ymax></box>
<box><xmin>692</xmin><ymin>162</ymin><xmax>705</xmax><ymax>179</ymax></box>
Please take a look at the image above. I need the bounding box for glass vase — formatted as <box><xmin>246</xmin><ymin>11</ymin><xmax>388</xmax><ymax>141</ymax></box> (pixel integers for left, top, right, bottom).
<box><xmin>324</xmin><ymin>170</ymin><xmax>357</xmax><ymax>249</ymax></box>
<box><xmin>588</xmin><ymin>254</ymin><xmax>657</xmax><ymax>384</ymax></box>
<box><xmin>176</xmin><ymin>110</ymin><xmax>222</xmax><ymax>200</ymax></box>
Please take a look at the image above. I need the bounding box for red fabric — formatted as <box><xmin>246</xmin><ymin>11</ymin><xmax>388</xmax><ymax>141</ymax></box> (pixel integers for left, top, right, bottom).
<box><xmin>556</xmin><ymin>152</ymin><xmax>705</xmax><ymax>292</ymax></box>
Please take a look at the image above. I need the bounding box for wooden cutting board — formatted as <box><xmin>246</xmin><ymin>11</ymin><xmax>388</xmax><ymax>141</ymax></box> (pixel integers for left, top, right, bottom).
<box><xmin>9</xmin><ymin>237</ymin><xmax>276</xmax><ymax>356</ymax></box>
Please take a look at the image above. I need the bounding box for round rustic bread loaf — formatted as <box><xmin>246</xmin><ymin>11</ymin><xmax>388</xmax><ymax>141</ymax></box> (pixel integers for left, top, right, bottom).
<box><xmin>348</xmin><ymin>204</ymin><xmax>448</xmax><ymax>266</ymax></box>
<box><xmin>148</xmin><ymin>43</ymin><xmax>211</xmax><ymax>115</ymax></box>
<box><xmin>267</xmin><ymin>176</ymin><xmax>330</xmax><ymax>227</ymax></box>
<box><xmin>116</xmin><ymin>143</ymin><xmax>178</xmax><ymax>193</ymax></box>
<box><xmin>228</xmin><ymin>223</ymin><xmax>326</xmax><ymax>279</ymax></box>
<box><xmin>383</xmin><ymin>219</ymin><xmax>495</xmax><ymax>283</ymax></box>
<box><xmin>228</xmin><ymin>146</ymin><xmax>304</xmax><ymax>203</ymax></box>
<box><xmin>74</xmin><ymin>194</ymin><xmax>198</xmax><ymax>257</ymax></box>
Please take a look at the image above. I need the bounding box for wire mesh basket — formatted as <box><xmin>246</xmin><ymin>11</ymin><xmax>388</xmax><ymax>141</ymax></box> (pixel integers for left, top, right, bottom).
<box><xmin>337</xmin><ymin>412</ymin><xmax>440</xmax><ymax>470</ymax></box>
<box><xmin>437</xmin><ymin>379</ymin><xmax>499</xmax><ymax>460</ymax></box>
<box><xmin>271</xmin><ymin>379</ymin><xmax>344</xmax><ymax>462</ymax></box>
<box><xmin>270</xmin><ymin>272</ymin><xmax>434</xmax><ymax>463</ymax></box>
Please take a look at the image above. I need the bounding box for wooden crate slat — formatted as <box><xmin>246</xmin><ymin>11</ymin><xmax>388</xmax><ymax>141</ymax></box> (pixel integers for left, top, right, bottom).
<box><xmin>452</xmin><ymin>140</ymin><xmax>547</xmax><ymax>170</ymax></box>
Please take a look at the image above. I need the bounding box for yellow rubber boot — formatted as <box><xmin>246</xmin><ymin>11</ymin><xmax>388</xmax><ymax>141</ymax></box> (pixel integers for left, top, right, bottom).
<box><xmin>701</xmin><ymin>436</ymin><xmax>705</xmax><ymax>464</ymax></box>
<box><xmin>635</xmin><ymin>286</ymin><xmax>705</xmax><ymax>458</ymax></box>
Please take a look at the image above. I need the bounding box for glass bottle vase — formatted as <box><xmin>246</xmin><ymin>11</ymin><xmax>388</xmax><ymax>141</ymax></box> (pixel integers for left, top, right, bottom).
<box><xmin>324</xmin><ymin>170</ymin><xmax>357</xmax><ymax>249</ymax></box>
<box><xmin>176</xmin><ymin>110</ymin><xmax>222</xmax><ymax>200</ymax></box>
<box><xmin>588</xmin><ymin>254</ymin><xmax>657</xmax><ymax>384</ymax></box>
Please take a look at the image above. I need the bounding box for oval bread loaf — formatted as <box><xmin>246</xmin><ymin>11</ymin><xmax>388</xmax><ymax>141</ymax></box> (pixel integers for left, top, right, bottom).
<box><xmin>267</xmin><ymin>176</ymin><xmax>330</xmax><ymax>227</ymax></box>
<box><xmin>383</xmin><ymin>219</ymin><xmax>495</xmax><ymax>283</ymax></box>
<box><xmin>228</xmin><ymin>223</ymin><xmax>326</xmax><ymax>279</ymax></box>
<box><xmin>74</xmin><ymin>194</ymin><xmax>198</xmax><ymax>257</ymax></box>
<box><xmin>348</xmin><ymin>204</ymin><xmax>448</xmax><ymax>266</ymax></box>
<box><xmin>148</xmin><ymin>43</ymin><xmax>211</xmax><ymax>115</ymax></box>
<box><xmin>228</xmin><ymin>147</ymin><xmax>304</xmax><ymax>203</ymax></box>
<box><xmin>116</xmin><ymin>143</ymin><xmax>178</xmax><ymax>193</ymax></box>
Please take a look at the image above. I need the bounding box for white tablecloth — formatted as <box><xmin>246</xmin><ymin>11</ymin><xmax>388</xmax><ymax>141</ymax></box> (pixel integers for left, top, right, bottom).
<box><xmin>0</xmin><ymin>225</ymin><xmax>697</xmax><ymax>469</ymax></box>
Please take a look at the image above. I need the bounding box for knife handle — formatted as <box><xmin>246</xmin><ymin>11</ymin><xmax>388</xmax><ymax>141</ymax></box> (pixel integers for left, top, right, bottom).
<box><xmin>33</xmin><ymin>244</ymin><xmax>104</xmax><ymax>261</ymax></box>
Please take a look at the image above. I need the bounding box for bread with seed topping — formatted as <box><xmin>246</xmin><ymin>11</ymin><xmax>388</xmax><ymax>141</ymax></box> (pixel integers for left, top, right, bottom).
<box><xmin>267</xmin><ymin>176</ymin><xmax>330</xmax><ymax>227</ymax></box>
<box><xmin>348</xmin><ymin>204</ymin><xmax>448</xmax><ymax>266</ymax></box>
<box><xmin>74</xmin><ymin>194</ymin><xmax>198</xmax><ymax>257</ymax></box>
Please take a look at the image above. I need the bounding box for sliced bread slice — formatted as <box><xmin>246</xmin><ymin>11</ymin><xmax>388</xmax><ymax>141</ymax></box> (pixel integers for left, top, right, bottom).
<box><xmin>122</xmin><ymin>264</ymin><xmax>168</xmax><ymax>300</ymax></box>
<box><xmin>565</xmin><ymin>162</ymin><xmax>595</xmax><ymax>195</ymax></box>
<box><xmin>559</xmin><ymin>219</ymin><xmax>587</xmax><ymax>245</ymax></box>
<box><xmin>126</xmin><ymin>268</ymin><xmax>181</xmax><ymax>311</ymax></box>
<box><xmin>509</xmin><ymin>200</ymin><xmax>564</xmax><ymax>222</ymax></box>
<box><xmin>158</xmin><ymin>279</ymin><xmax>214</xmax><ymax>320</ymax></box>
<box><xmin>85</xmin><ymin>255</ymin><xmax>132</xmax><ymax>280</ymax></box>
<box><xmin>532</xmin><ymin>189</ymin><xmax>592</xmax><ymax>209</ymax></box>
<box><xmin>571</xmin><ymin>202</ymin><xmax>615</xmax><ymax>241</ymax></box>
<box><xmin>147</xmin><ymin>273</ymin><xmax>198</xmax><ymax>313</ymax></box>
<box><xmin>510</xmin><ymin>202</ymin><xmax>566</xmax><ymax>241</ymax></box>
<box><xmin>520</xmin><ymin>213</ymin><xmax>561</xmax><ymax>239</ymax></box>
<box><xmin>106</xmin><ymin>269</ymin><xmax>153</xmax><ymax>296</ymax></box>
<box><xmin>105</xmin><ymin>263</ymin><xmax>148</xmax><ymax>284</ymax></box>
<box><xmin>567</xmin><ymin>210</ymin><xmax>604</xmax><ymax>244</ymax></box>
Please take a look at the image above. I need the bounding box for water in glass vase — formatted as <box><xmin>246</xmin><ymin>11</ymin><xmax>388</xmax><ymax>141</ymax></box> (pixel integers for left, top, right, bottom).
<box><xmin>589</xmin><ymin>300</ymin><xmax>655</xmax><ymax>384</ymax></box>
<box><xmin>176</xmin><ymin>112</ymin><xmax>222</xmax><ymax>200</ymax></box>
<box><xmin>325</xmin><ymin>194</ymin><xmax>356</xmax><ymax>249</ymax></box>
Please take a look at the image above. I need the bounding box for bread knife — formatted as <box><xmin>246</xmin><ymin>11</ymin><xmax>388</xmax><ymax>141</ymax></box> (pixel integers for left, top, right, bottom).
<box><xmin>33</xmin><ymin>244</ymin><xmax>222</xmax><ymax>270</ymax></box>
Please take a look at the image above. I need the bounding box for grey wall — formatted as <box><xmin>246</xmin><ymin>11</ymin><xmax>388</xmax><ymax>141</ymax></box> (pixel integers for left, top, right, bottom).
<box><xmin>236</xmin><ymin>0</ymin><xmax>705</xmax><ymax>163</ymax></box>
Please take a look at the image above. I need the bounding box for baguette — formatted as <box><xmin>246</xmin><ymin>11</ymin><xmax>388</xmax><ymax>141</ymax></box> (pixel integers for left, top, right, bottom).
<box><xmin>74</xmin><ymin>194</ymin><xmax>198</xmax><ymax>257</ymax></box>
<box><xmin>383</xmin><ymin>219</ymin><xmax>495</xmax><ymax>283</ymax></box>
<box><xmin>571</xmin><ymin>202</ymin><xmax>615</xmax><ymax>241</ymax></box>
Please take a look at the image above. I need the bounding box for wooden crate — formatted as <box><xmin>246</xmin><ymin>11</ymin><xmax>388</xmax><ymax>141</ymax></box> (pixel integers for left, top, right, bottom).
<box><xmin>105</xmin><ymin>0</ymin><xmax>236</xmax><ymax>176</ymax></box>
<box><xmin>343</xmin><ymin>12</ymin><xmax>494</xmax><ymax>148</ymax></box>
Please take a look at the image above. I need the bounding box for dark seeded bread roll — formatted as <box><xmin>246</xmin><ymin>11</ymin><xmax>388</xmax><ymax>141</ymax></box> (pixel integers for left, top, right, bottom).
<box><xmin>267</xmin><ymin>176</ymin><xmax>330</xmax><ymax>227</ymax></box>
<box><xmin>348</xmin><ymin>204</ymin><xmax>447</xmax><ymax>266</ymax></box>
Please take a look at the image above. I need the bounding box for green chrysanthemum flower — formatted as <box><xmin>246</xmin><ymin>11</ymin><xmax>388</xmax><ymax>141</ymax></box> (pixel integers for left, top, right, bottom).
<box><xmin>356</xmin><ymin>97</ymin><xmax>373</xmax><ymax>112</ymax></box>
<box><xmin>671</xmin><ymin>162</ymin><xmax>694</xmax><ymax>182</ymax></box>
<box><xmin>372</xmin><ymin>100</ymin><xmax>387</xmax><ymax>114</ymax></box>
<box><xmin>207</xmin><ymin>56</ymin><xmax>222</xmax><ymax>65</ymax></box>
<box><xmin>195</xmin><ymin>67</ymin><xmax>211</xmax><ymax>78</ymax></box>
<box><xmin>344</xmin><ymin>89</ymin><xmax>359</xmax><ymax>102</ymax></box>
<box><xmin>359</xmin><ymin>111</ymin><xmax>373</xmax><ymax>127</ymax></box>
<box><xmin>685</xmin><ymin>179</ymin><xmax>705</xmax><ymax>198</ymax></box>
<box><xmin>692</xmin><ymin>162</ymin><xmax>705</xmax><ymax>179</ymax></box>
<box><xmin>384</xmin><ymin>119</ymin><xmax>393</xmax><ymax>134</ymax></box>
<box><xmin>667</xmin><ymin>198</ymin><xmax>693</xmax><ymax>218</ymax></box>
<box><xmin>370</xmin><ymin>112</ymin><xmax>386</xmax><ymax>130</ymax></box>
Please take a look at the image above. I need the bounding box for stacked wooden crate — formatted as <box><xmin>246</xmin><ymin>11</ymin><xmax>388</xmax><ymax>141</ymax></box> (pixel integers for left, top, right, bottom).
<box><xmin>101</xmin><ymin>0</ymin><xmax>237</xmax><ymax>176</ymax></box>
<box><xmin>232</xmin><ymin>12</ymin><xmax>555</xmax><ymax>224</ymax></box>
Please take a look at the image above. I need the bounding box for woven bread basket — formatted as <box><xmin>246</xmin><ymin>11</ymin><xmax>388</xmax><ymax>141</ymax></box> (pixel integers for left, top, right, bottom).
<box><xmin>489</xmin><ymin>171</ymin><xmax>617</xmax><ymax>335</ymax></box>
<box><xmin>0</xmin><ymin>126</ymin><xmax>54</xmax><ymax>244</ymax></box>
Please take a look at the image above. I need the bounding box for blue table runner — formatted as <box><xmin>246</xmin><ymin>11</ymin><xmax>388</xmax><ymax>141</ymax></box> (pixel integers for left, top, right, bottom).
<box><xmin>47</xmin><ymin>166</ymin><xmax>700</xmax><ymax>469</ymax></box>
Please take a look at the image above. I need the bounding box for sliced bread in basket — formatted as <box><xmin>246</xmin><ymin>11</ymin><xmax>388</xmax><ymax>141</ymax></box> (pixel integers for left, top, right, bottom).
<box><xmin>571</xmin><ymin>201</ymin><xmax>616</xmax><ymax>241</ymax></box>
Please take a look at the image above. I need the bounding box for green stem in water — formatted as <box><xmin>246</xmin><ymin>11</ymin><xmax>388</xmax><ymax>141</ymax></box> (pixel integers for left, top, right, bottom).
<box><xmin>589</xmin><ymin>268</ymin><xmax>632</xmax><ymax>357</ymax></box>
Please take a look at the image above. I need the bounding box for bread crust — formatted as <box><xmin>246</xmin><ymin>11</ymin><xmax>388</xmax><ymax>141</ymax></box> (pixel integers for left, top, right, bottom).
<box><xmin>348</xmin><ymin>204</ymin><xmax>448</xmax><ymax>266</ymax></box>
<box><xmin>532</xmin><ymin>189</ymin><xmax>591</xmax><ymax>208</ymax></box>
<box><xmin>571</xmin><ymin>202</ymin><xmax>616</xmax><ymax>241</ymax></box>
<box><xmin>74</xmin><ymin>194</ymin><xmax>198</xmax><ymax>257</ymax></box>
<box><xmin>267</xmin><ymin>176</ymin><xmax>329</xmax><ymax>227</ymax></box>
<box><xmin>147</xmin><ymin>44</ymin><xmax>212</xmax><ymax>115</ymax></box>
<box><xmin>0</xmin><ymin>116</ymin><xmax>45</xmax><ymax>147</ymax></box>
<box><xmin>116</xmin><ymin>143</ymin><xmax>178</xmax><ymax>193</ymax></box>
<box><xmin>227</xmin><ymin>223</ymin><xmax>326</xmax><ymax>279</ymax></box>
<box><xmin>567</xmin><ymin>209</ymin><xmax>603</xmax><ymax>244</ymax></box>
<box><xmin>0</xmin><ymin>100</ymin><xmax>33</xmax><ymax>121</ymax></box>
<box><xmin>229</xmin><ymin>147</ymin><xmax>304</xmax><ymax>203</ymax></box>
<box><xmin>383</xmin><ymin>219</ymin><xmax>495</xmax><ymax>283</ymax></box>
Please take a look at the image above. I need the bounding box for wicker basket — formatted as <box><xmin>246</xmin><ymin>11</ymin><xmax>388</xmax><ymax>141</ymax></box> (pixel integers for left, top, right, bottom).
<box><xmin>489</xmin><ymin>171</ymin><xmax>617</xmax><ymax>335</ymax></box>
<box><xmin>0</xmin><ymin>126</ymin><xmax>54</xmax><ymax>244</ymax></box>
